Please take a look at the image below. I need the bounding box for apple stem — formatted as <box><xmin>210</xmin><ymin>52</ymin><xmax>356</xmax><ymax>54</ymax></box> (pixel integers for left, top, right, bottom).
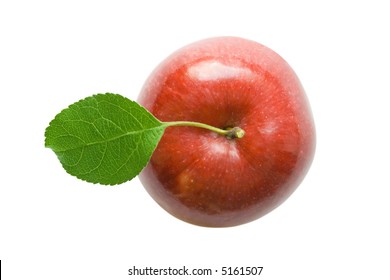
<box><xmin>163</xmin><ymin>121</ymin><xmax>245</xmax><ymax>139</ymax></box>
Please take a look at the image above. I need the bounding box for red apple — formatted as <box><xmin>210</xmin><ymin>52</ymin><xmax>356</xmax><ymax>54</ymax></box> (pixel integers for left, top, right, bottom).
<box><xmin>138</xmin><ymin>37</ymin><xmax>315</xmax><ymax>227</ymax></box>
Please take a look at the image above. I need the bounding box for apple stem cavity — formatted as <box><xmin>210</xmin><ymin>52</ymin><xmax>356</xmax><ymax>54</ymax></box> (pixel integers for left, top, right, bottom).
<box><xmin>164</xmin><ymin>121</ymin><xmax>245</xmax><ymax>140</ymax></box>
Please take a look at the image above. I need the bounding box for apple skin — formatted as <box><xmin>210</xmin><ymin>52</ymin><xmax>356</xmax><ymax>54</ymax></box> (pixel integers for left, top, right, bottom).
<box><xmin>138</xmin><ymin>37</ymin><xmax>315</xmax><ymax>227</ymax></box>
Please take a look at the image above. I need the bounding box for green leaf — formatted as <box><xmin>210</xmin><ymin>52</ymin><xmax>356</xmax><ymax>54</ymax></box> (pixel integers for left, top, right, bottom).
<box><xmin>44</xmin><ymin>93</ymin><xmax>166</xmax><ymax>185</ymax></box>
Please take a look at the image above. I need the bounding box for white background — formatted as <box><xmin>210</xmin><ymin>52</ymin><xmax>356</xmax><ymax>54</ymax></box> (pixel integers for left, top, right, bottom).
<box><xmin>1</xmin><ymin>0</ymin><xmax>389</xmax><ymax>279</ymax></box>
